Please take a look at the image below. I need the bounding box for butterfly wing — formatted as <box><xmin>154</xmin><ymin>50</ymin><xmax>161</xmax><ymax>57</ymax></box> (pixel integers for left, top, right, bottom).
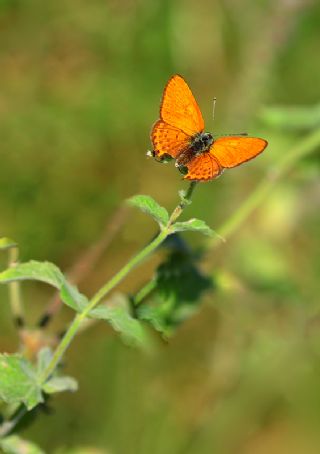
<box><xmin>210</xmin><ymin>136</ymin><xmax>268</xmax><ymax>168</ymax></box>
<box><xmin>160</xmin><ymin>75</ymin><xmax>205</xmax><ymax>135</ymax></box>
<box><xmin>151</xmin><ymin>120</ymin><xmax>192</xmax><ymax>160</ymax></box>
<box><xmin>183</xmin><ymin>153</ymin><xmax>221</xmax><ymax>182</ymax></box>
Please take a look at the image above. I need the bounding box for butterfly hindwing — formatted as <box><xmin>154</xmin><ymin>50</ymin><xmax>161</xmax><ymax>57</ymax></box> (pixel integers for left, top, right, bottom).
<box><xmin>183</xmin><ymin>153</ymin><xmax>221</xmax><ymax>181</ymax></box>
<box><xmin>160</xmin><ymin>75</ymin><xmax>205</xmax><ymax>136</ymax></box>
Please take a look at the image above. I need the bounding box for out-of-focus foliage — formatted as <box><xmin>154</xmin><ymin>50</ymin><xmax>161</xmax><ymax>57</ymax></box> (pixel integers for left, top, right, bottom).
<box><xmin>137</xmin><ymin>235</ymin><xmax>213</xmax><ymax>337</ymax></box>
<box><xmin>0</xmin><ymin>0</ymin><xmax>320</xmax><ymax>452</ymax></box>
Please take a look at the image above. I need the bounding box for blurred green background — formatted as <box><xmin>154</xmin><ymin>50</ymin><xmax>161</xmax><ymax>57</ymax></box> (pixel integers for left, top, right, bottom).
<box><xmin>0</xmin><ymin>0</ymin><xmax>320</xmax><ymax>452</ymax></box>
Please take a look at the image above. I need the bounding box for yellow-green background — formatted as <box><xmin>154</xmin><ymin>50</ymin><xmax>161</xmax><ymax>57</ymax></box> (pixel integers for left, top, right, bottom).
<box><xmin>0</xmin><ymin>0</ymin><xmax>320</xmax><ymax>452</ymax></box>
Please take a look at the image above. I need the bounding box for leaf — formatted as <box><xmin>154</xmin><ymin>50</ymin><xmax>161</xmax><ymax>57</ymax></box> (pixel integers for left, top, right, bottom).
<box><xmin>128</xmin><ymin>195</ymin><xmax>169</xmax><ymax>227</ymax></box>
<box><xmin>60</xmin><ymin>281</ymin><xmax>89</xmax><ymax>312</ymax></box>
<box><xmin>0</xmin><ymin>238</ymin><xmax>17</xmax><ymax>251</ymax></box>
<box><xmin>0</xmin><ymin>261</ymin><xmax>64</xmax><ymax>287</ymax></box>
<box><xmin>136</xmin><ymin>236</ymin><xmax>214</xmax><ymax>336</ymax></box>
<box><xmin>42</xmin><ymin>376</ymin><xmax>78</xmax><ymax>394</ymax></box>
<box><xmin>171</xmin><ymin>218</ymin><xmax>215</xmax><ymax>236</ymax></box>
<box><xmin>0</xmin><ymin>354</ymin><xmax>43</xmax><ymax>410</ymax></box>
<box><xmin>36</xmin><ymin>347</ymin><xmax>53</xmax><ymax>375</ymax></box>
<box><xmin>137</xmin><ymin>249</ymin><xmax>213</xmax><ymax>336</ymax></box>
<box><xmin>89</xmin><ymin>294</ymin><xmax>150</xmax><ymax>349</ymax></box>
<box><xmin>36</xmin><ymin>348</ymin><xmax>78</xmax><ymax>396</ymax></box>
<box><xmin>0</xmin><ymin>260</ymin><xmax>88</xmax><ymax>312</ymax></box>
<box><xmin>0</xmin><ymin>435</ymin><xmax>45</xmax><ymax>454</ymax></box>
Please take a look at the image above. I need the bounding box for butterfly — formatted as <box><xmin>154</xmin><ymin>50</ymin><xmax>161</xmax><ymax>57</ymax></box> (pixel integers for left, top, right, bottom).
<box><xmin>150</xmin><ymin>75</ymin><xmax>268</xmax><ymax>181</ymax></box>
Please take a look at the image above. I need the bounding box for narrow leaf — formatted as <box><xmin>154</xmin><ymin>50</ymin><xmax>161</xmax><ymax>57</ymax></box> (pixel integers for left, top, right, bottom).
<box><xmin>172</xmin><ymin>218</ymin><xmax>215</xmax><ymax>237</ymax></box>
<box><xmin>0</xmin><ymin>354</ymin><xmax>43</xmax><ymax>410</ymax></box>
<box><xmin>128</xmin><ymin>195</ymin><xmax>169</xmax><ymax>226</ymax></box>
<box><xmin>89</xmin><ymin>294</ymin><xmax>150</xmax><ymax>349</ymax></box>
<box><xmin>0</xmin><ymin>435</ymin><xmax>45</xmax><ymax>454</ymax></box>
<box><xmin>42</xmin><ymin>376</ymin><xmax>78</xmax><ymax>394</ymax></box>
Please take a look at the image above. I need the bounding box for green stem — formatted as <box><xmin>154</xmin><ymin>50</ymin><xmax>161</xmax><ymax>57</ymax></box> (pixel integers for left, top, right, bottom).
<box><xmin>39</xmin><ymin>181</ymin><xmax>197</xmax><ymax>384</ymax></box>
<box><xmin>87</xmin><ymin>230</ymin><xmax>167</xmax><ymax>312</ymax></box>
<box><xmin>132</xmin><ymin>279</ymin><xmax>157</xmax><ymax>306</ymax></box>
<box><xmin>39</xmin><ymin>230</ymin><xmax>166</xmax><ymax>383</ymax></box>
<box><xmin>0</xmin><ymin>405</ymin><xmax>27</xmax><ymax>438</ymax></box>
<box><xmin>212</xmin><ymin>127</ymin><xmax>320</xmax><ymax>244</ymax></box>
<box><xmin>168</xmin><ymin>181</ymin><xmax>198</xmax><ymax>226</ymax></box>
<box><xmin>8</xmin><ymin>247</ymin><xmax>24</xmax><ymax>329</ymax></box>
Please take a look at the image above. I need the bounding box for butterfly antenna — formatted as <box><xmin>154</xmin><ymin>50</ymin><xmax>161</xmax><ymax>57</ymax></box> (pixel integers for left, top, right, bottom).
<box><xmin>212</xmin><ymin>97</ymin><xmax>217</xmax><ymax>123</ymax></box>
<box><xmin>214</xmin><ymin>132</ymin><xmax>248</xmax><ymax>137</ymax></box>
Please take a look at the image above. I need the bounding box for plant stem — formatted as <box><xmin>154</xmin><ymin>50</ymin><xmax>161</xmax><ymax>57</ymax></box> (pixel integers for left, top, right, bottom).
<box><xmin>39</xmin><ymin>230</ymin><xmax>166</xmax><ymax>383</ymax></box>
<box><xmin>8</xmin><ymin>246</ymin><xmax>24</xmax><ymax>329</ymax></box>
<box><xmin>0</xmin><ymin>405</ymin><xmax>27</xmax><ymax>438</ymax></box>
<box><xmin>87</xmin><ymin>230</ymin><xmax>168</xmax><ymax>312</ymax></box>
<box><xmin>168</xmin><ymin>181</ymin><xmax>198</xmax><ymax>226</ymax></box>
<box><xmin>39</xmin><ymin>181</ymin><xmax>197</xmax><ymax>384</ymax></box>
<box><xmin>132</xmin><ymin>279</ymin><xmax>157</xmax><ymax>306</ymax></box>
<box><xmin>210</xmin><ymin>127</ymin><xmax>320</xmax><ymax>246</ymax></box>
<box><xmin>38</xmin><ymin>205</ymin><xmax>129</xmax><ymax>328</ymax></box>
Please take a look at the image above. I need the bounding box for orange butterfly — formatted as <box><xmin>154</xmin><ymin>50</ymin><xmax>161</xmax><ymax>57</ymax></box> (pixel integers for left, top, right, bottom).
<box><xmin>150</xmin><ymin>75</ymin><xmax>268</xmax><ymax>181</ymax></box>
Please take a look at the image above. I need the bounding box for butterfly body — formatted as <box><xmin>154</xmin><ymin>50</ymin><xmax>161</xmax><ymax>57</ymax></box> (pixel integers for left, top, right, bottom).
<box><xmin>189</xmin><ymin>132</ymin><xmax>214</xmax><ymax>155</ymax></box>
<box><xmin>170</xmin><ymin>132</ymin><xmax>213</xmax><ymax>167</ymax></box>
<box><xmin>151</xmin><ymin>75</ymin><xmax>268</xmax><ymax>182</ymax></box>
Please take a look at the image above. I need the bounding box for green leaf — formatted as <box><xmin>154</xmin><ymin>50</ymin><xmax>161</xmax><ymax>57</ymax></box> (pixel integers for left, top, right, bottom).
<box><xmin>0</xmin><ymin>354</ymin><xmax>43</xmax><ymax>410</ymax></box>
<box><xmin>42</xmin><ymin>376</ymin><xmax>78</xmax><ymax>394</ymax></box>
<box><xmin>0</xmin><ymin>261</ymin><xmax>64</xmax><ymax>287</ymax></box>
<box><xmin>0</xmin><ymin>260</ymin><xmax>88</xmax><ymax>312</ymax></box>
<box><xmin>137</xmin><ymin>248</ymin><xmax>213</xmax><ymax>336</ymax></box>
<box><xmin>128</xmin><ymin>195</ymin><xmax>169</xmax><ymax>227</ymax></box>
<box><xmin>36</xmin><ymin>347</ymin><xmax>53</xmax><ymax>375</ymax></box>
<box><xmin>171</xmin><ymin>218</ymin><xmax>215</xmax><ymax>236</ymax></box>
<box><xmin>60</xmin><ymin>281</ymin><xmax>89</xmax><ymax>312</ymax></box>
<box><xmin>89</xmin><ymin>294</ymin><xmax>150</xmax><ymax>349</ymax></box>
<box><xmin>0</xmin><ymin>238</ymin><xmax>17</xmax><ymax>251</ymax></box>
<box><xmin>36</xmin><ymin>348</ymin><xmax>78</xmax><ymax>396</ymax></box>
<box><xmin>0</xmin><ymin>435</ymin><xmax>45</xmax><ymax>454</ymax></box>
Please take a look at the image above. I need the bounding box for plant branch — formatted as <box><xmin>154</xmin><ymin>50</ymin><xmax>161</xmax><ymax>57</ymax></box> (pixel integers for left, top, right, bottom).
<box><xmin>209</xmin><ymin>127</ymin><xmax>320</xmax><ymax>247</ymax></box>
<box><xmin>168</xmin><ymin>181</ymin><xmax>198</xmax><ymax>226</ymax></box>
<box><xmin>132</xmin><ymin>279</ymin><xmax>157</xmax><ymax>306</ymax></box>
<box><xmin>8</xmin><ymin>246</ymin><xmax>24</xmax><ymax>330</ymax></box>
<box><xmin>38</xmin><ymin>205</ymin><xmax>129</xmax><ymax>328</ymax></box>
<box><xmin>39</xmin><ymin>182</ymin><xmax>197</xmax><ymax>384</ymax></box>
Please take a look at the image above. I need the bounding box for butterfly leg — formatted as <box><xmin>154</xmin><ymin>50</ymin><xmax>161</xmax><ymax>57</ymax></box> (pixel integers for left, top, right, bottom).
<box><xmin>147</xmin><ymin>149</ymin><xmax>172</xmax><ymax>162</ymax></box>
<box><xmin>177</xmin><ymin>164</ymin><xmax>188</xmax><ymax>175</ymax></box>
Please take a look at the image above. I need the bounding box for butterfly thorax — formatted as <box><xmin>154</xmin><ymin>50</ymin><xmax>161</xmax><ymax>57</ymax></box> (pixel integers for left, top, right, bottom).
<box><xmin>191</xmin><ymin>132</ymin><xmax>213</xmax><ymax>153</ymax></box>
<box><xmin>176</xmin><ymin>132</ymin><xmax>214</xmax><ymax>166</ymax></box>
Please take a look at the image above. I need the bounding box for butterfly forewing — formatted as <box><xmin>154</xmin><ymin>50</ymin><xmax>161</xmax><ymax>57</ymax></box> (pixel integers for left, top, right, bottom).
<box><xmin>160</xmin><ymin>75</ymin><xmax>205</xmax><ymax>136</ymax></box>
<box><xmin>210</xmin><ymin>137</ymin><xmax>268</xmax><ymax>168</ymax></box>
<box><xmin>151</xmin><ymin>120</ymin><xmax>192</xmax><ymax>160</ymax></box>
